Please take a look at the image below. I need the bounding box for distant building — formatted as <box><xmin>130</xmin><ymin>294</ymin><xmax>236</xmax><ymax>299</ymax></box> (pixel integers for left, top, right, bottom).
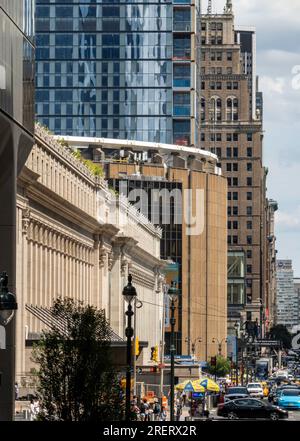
<box><xmin>276</xmin><ymin>260</ymin><xmax>298</xmax><ymax>330</ymax></box>
<box><xmin>200</xmin><ymin>2</ymin><xmax>268</xmax><ymax>334</ymax></box>
<box><xmin>294</xmin><ymin>278</ymin><xmax>300</xmax><ymax>323</ymax></box>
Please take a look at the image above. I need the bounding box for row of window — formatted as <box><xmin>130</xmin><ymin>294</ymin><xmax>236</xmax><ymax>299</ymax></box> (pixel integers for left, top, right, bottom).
<box><xmin>201</xmin><ymin>133</ymin><xmax>253</xmax><ymax>142</ymax></box>
<box><xmin>227</xmin><ymin>206</ymin><xmax>253</xmax><ymax>216</ymax></box>
<box><xmin>201</xmin><ymin>50</ymin><xmax>233</xmax><ymax>61</ymax></box>
<box><xmin>207</xmin><ymin>147</ymin><xmax>254</xmax><ymax>158</ymax></box>
<box><xmin>201</xmin><ymin>37</ymin><xmax>223</xmax><ymax>46</ymax></box>
<box><xmin>228</xmin><ymin>221</ymin><xmax>253</xmax><ymax>230</ymax></box>
<box><xmin>228</xmin><ymin>192</ymin><xmax>254</xmax><ymax>201</ymax></box>
<box><xmin>201</xmin><ymin>22</ymin><xmax>223</xmax><ymax>31</ymax></box>
<box><xmin>227</xmin><ymin>177</ymin><xmax>253</xmax><ymax>186</ymax></box>
<box><xmin>228</xmin><ymin>236</ymin><xmax>254</xmax><ymax>245</ymax></box>
<box><xmin>201</xmin><ymin>67</ymin><xmax>233</xmax><ymax>75</ymax></box>
<box><xmin>201</xmin><ymin>81</ymin><xmax>239</xmax><ymax>90</ymax></box>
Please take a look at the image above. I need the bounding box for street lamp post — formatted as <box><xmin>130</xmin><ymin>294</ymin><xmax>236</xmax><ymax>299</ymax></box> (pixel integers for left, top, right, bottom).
<box><xmin>122</xmin><ymin>274</ymin><xmax>137</xmax><ymax>421</ymax></box>
<box><xmin>0</xmin><ymin>272</ymin><xmax>18</xmax><ymax>327</ymax></box>
<box><xmin>212</xmin><ymin>338</ymin><xmax>227</xmax><ymax>357</ymax></box>
<box><xmin>168</xmin><ymin>281</ymin><xmax>179</xmax><ymax>422</ymax></box>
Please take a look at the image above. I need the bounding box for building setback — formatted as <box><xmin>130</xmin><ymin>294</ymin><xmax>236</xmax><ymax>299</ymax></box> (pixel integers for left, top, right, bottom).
<box><xmin>199</xmin><ymin>1</ymin><xmax>268</xmax><ymax>334</ymax></box>
<box><xmin>276</xmin><ymin>260</ymin><xmax>298</xmax><ymax>330</ymax></box>
<box><xmin>35</xmin><ymin>0</ymin><xmax>199</xmax><ymax>146</ymax></box>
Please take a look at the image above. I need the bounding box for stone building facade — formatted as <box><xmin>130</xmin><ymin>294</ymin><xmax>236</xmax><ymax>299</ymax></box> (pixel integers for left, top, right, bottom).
<box><xmin>15</xmin><ymin>124</ymin><xmax>165</xmax><ymax>384</ymax></box>
<box><xmin>199</xmin><ymin>4</ymin><xmax>268</xmax><ymax>334</ymax></box>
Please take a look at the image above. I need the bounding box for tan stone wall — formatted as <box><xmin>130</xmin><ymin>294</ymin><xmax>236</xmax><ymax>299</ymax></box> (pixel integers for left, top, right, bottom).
<box><xmin>15</xmin><ymin>127</ymin><xmax>165</xmax><ymax>381</ymax></box>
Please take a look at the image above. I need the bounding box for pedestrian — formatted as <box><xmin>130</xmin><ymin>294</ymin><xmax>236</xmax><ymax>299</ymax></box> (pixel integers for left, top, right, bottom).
<box><xmin>139</xmin><ymin>398</ymin><xmax>149</xmax><ymax>421</ymax></box>
<box><xmin>30</xmin><ymin>398</ymin><xmax>39</xmax><ymax>421</ymax></box>
<box><xmin>15</xmin><ymin>382</ymin><xmax>19</xmax><ymax>400</ymax></box>
<box><xmin>160</xmin><ymin>406</ymin><xmax>167</xmax><ymax>421</ymax></box>
<box><xmin>181</xmin><ymin>391</ymin><xmax>187</xmax><ymax>406</ymax></box>
<box><xmin>176</xmin><ymin>402</ymin><xmax>182</xmax><ymax>421</ymax></box>
<box><xmin>153</xmin><ymin>399</ymin><xmax>161</xmax><ymax>421</ymax></box>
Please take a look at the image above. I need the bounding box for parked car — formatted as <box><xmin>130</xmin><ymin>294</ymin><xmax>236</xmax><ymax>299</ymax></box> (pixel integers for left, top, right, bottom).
<box><xmin>278</xmin><ymin>389</ymin><xmax>300</xmax><ymax>410</ymax></box>
<box><xmin>217</xmin><ymin>398</ymin><xmax>288</xmax><ymax>420</ymax></box>
<box><xmin>247</xmin><ymin>383</ymin><xmax>264</xmax><ymax>398</ymax></box>
<box><xmin>224</xmin><ymin>387</ymin><xmax>249</xmax><ymax>402</ymax></box>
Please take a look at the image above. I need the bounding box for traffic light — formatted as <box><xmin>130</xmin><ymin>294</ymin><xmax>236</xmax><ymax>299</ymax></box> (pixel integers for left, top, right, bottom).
<box><xmin>210</xmin><ymin>356</ymin><xmax>217</xmax><ymax>366</ymax></box>
<box><xmin>151</xmin><ymin>345</ymin><xmax>159</xmax><ymax>363</ymax></box>
<box><xmin>135</xmin><ymin>337</ymin><xmax>140</xmax><ymax>357</ymax></box>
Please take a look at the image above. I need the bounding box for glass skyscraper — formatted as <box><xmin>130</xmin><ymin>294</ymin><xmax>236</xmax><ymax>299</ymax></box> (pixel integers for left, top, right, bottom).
<box><xmin>35</xmin><ymin>0</ymin><xmax>199</xmax><ymax>146</ymax></box>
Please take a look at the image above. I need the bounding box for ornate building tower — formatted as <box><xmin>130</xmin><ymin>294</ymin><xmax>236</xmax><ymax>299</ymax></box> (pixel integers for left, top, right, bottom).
<box><xmin>199</xmin><ymin>1</ymin><xmax>268</xmax><ymax>335</ymax></box>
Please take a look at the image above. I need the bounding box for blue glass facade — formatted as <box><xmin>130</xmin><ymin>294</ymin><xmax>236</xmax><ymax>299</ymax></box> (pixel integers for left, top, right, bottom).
<box><xmin>35</xmin><ymin>0</ymin><xmax>199</xmax><ymax>145</ymax></box>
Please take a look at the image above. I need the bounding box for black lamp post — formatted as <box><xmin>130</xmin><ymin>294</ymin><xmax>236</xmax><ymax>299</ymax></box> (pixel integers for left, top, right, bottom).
<box><xmin>0</xmin><ymin>272</ymin><xmax>17</xmax><ymax>326</ymax></box>
<box><xmin>122</xmin><ymin>274</ymin><xmax>137</xmax><ymax>421</ymax></box>
<box><xmin>168</xmin><ymin>281</ymin><xmax>179</xmax><ymax>422</ymax></box>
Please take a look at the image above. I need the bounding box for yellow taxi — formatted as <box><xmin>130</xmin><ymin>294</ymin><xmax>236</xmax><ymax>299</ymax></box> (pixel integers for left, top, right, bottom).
<box><xmin>260</xmin><ymin>381</ymin><xmax>269</xmax><ymax>397</ymax></box>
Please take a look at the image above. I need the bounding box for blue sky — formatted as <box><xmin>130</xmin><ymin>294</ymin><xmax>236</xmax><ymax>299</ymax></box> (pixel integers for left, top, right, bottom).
<box><xmin>203</xmin><ymin>0</ymin><xmax>300</xmax><ymax>276</ymax></box>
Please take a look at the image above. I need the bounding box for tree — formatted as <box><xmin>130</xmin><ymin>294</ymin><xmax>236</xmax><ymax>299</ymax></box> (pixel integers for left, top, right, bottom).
<box><xmin>207</xmin><ymin>355</ymin><xmax>231</xmax><ymax>377</ymax></box>
<box><xmin>32</xmin><ymin>298</ymin><xmax>124</xmax><ymax>421</ymax></box>
<box><xmin>269</xmin><ymin>324</ymin><xmax>292</xmax><ymax>350</ymax></box>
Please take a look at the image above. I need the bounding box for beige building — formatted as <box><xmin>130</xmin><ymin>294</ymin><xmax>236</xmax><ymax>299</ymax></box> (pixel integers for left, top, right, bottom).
<box><xmin>199</xmin><ymin>3</ymin><xmax>269</xmax><ymax>334</ymax></box>
<box><xmin>59</xmin><ymin>136</ymin><xmax>228</xmax><ymax>361</ymax></box>
<box><xmin>14</xmin><ymin>124</ymin><xmax>166</xmax><ymax>385</ymax></box>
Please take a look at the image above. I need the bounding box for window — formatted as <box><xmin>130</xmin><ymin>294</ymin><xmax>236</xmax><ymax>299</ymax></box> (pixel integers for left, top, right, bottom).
<box><xmin>227</xmin><ymin>51</ymin><xmax>232</xmax><ymax>61</ymax></box>
<box><xmin>227</xmin><ymin>163</ymin><xmax>232</xmax><ymax>172</ymax></box>
<box><xmin>227</xmin><ymin>133</ymin><xmax>232</xmax><ymax>142</ymax></box>
<box><xmin>247</xmin><ymin>133</ymin><xmax>253</xmax><ymax>142</ymax></box>
<box><xmin>247</xmin><ymin>147</ymin><xmax>253</xmax><ymax>157</ymax></box>
<box><xmin>233</xmin><ymin>82</ymin><xmax>238</xmax><ymax>90</ymax></box>
<box><xmin>247</xmin><ymin>163</ymin><xmax>252</xmax><ymax>172</ymax></box>
<box><xmin>233</xmin><ymin>236</ymin><xmax>238</xmax><ymax>244</ymax></box>
<box><xmin>233</xmin><ymin>192</ymin><xmax>238</xmax><ymax>201</ymax></box>
<box><xmin>216</xmin><ymin>51</ymin><xmax>222</xmax><ymax>61</ymax></box>
<box><xmin>247</xmin><ymin>236</ymin><xmax>252</xmax><ymax>245</ymax></box>
<box><xmin>227</xmin><ymin>82</ymin><xmax>232</xmax><ymax>90</ymax></box>
<box><xmin>247</xmin><ymin>221</ymin><xmax>252</xmax><ymax>229</ymax></box>
<box><xmin>247</xmin><ymin>177</ymin><xmax>252</xmax><ymax>186</ymax></box>
<box><xmin>228</xmin><ymin>236</ymin><xmax>232</xmax><ymax>245</ymax></box>
<box><xmin>201</xmin><ymin>133</ymin><xmax>205</xmax><ymax>142</ymax></box>
<box><xmin>233</xmin><ymin>206</ymin><xmax>238</xmax><ymax>216</ymax></box>
<box><xmin>226</xmin><ymin>97</ymin><xmax>238</xmax><ymax>121</ymax></box>
<box><xmin>227</xmin><ymin>67</ymin><xmax>232</xmax><ymax>74</ymax></box>
<box><xmin>233</xmin><ymin>177</ymin><xmax>238</xmax><ymax>186</ymax></box>
<box><xmin>233</xmin><ymin>163</ymin><xmax>238</xmax><ymax>171</ymax></box>
<box><xmin>247</xmin><ymin>206</ymin><xmax>252</xmax><ymax>216</ymax></box>
<box><xmin>226</xmin><ymin>148</ymin><xmax>232</xmax><ymax>158</ymax></box>
<box><xmin>247</xmin><ymin>250</ymin><xmax>252</xmax><ymax>259</ymax></box>
<box><xmin>228</xmin><ymin>207</ymin><xmax>232</xmax><ymax>216</ymax></box>
<box><xmin>216</xmin><ymin>148</ymin><xmax>221</xmax><ymax>157</ymax></box>
<box><xmin>233</xmin><ymin>221</ymin><xmax>238</xmax><ymax>229</ymax></box>
<box><xmin>233</xmin><ymin>148</ymin><xmax>238</xmax><ymax>158</ymax></box>
<box><xmin>227</xmin><ymin>177</ymin><xmax>232</xmax><ymax>186</ymax></box>
<box><xmin>233</xmin><ymin>133</ymin><xmax>239</xmax><ymax>141</ymax></box>
<box><xmin>227</xmin><ymin>192</ymin><xmax>232</xmax><ymax>201</ymax></box>
<box><xmin>247</xmin><ymin>265</ymin><xmax>252</xmax><ymax>274</ymax></box>
<box><xmin>228</xmin><ymin>221</ymin><xmax>232</xmax><ymax>230</ymax></box>
<box><xmin>173</xmin><ymin>64</ymin><xmax>191</xmax><ymax>88</ymax></box>
<box><xmin>247</xmin><ymin>192</ymin><xmax>252</xmax><ymax>201</ymax></box>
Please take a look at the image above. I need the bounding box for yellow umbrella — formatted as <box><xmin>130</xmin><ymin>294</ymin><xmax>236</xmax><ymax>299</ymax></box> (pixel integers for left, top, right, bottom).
<box><xmin>196</xmin><ymin>378</ymin><xmax>220</xmax><ymax>392</ymax></box>
<box><xmin>176</xmin><ymin>380</ymin><xmax>205</xmax><ymax>393</ymax></box>
<box><xmin>175</xmin><ymin>380</ymin><xmax>191</xmax><ymax>391</ymax></box>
